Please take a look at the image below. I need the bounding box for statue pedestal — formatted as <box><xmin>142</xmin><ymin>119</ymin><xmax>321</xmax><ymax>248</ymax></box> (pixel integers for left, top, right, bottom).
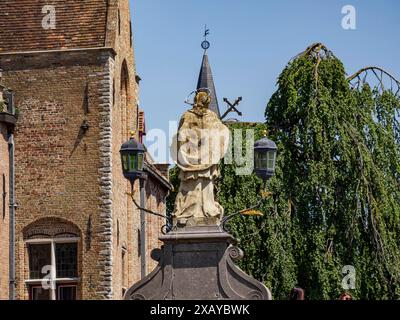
<box><xmin>124</xmin><ymin>226</ymin><xmax>272</xmax><ymax>300</ymax></box>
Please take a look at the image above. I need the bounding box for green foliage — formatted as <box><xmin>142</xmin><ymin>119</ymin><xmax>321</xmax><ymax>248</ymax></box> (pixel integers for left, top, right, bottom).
<box><xmin>0</xmin><ymin>100</ymin><xmax>5</xmax><ymax>112</ymax></box>
<box><xmin>217</xmin><ymin>122</ymin><xmax>298</xmax><ymax>300</ymax></box>
<box><xmin>167</xmin><ymin>166</ymin><xmax>180</xmax><ymax>215</ymax></box>
<box><xmin>262</xmin><ymin>43</ymin><xmax>400</xmax><ymax>299</ymax></box>
<box><xmin>167</xmin><ymin>44</ymin><xmax>400</xmax><ymax>299</ymax></box>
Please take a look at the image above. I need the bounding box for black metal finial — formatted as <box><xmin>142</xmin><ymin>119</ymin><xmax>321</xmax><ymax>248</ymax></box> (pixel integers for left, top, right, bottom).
<box><xmin>201</xmin><ymin>25</ymin><xmax>210</xmax><ymax>51</ymax></box>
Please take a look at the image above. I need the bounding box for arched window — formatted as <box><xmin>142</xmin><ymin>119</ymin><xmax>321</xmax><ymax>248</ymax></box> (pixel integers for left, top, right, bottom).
<box><xmin>23</xmin><ymin>218</ymin><xmax>81</xmax><ymax>300</ymax></box>
<box><xmin>120</xmin><ymin>60</ymin><xmax>129</xmax><ymax>142</ymax></box>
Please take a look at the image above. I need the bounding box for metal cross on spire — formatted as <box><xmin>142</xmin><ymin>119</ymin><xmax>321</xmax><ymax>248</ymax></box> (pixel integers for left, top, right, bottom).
<box><xmin>201</xmin><ymin>25</ymin><xmax>210</xmax><ymax>51</ymax></box>
<box><xmin>197</xmin><ymin>26</ymin><xmax>221</xmax><ymax>117</ymax></box>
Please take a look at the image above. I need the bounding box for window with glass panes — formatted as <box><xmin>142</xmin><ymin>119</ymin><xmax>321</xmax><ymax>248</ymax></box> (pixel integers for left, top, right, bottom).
<box><xmin>26</xmin><ymin>239</ymin><xmax>79</xmax><ymax>300</ymax></box>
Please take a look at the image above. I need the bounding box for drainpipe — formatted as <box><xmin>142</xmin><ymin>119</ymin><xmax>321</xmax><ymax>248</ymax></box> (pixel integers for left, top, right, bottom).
<box><xmin>6</xmin><ymin>89</ymin><xmax>16</xmax><ymax>300</ymax></box>
<box><xmin>8</xmin><ymin>127</ymin><xmax>15</xmax><ymax>300</ymax></box>
<box><xmin>139</xmin><ymin>178</ymin><xmax>146</xmax><ymax>279</ymax></box>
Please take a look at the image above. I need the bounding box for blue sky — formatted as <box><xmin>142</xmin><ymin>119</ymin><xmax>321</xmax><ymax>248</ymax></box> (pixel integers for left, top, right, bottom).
<box><xmin>131</xmin><ymin>0</ymin><xmax>400</xmax><ymax>159</ymax></box>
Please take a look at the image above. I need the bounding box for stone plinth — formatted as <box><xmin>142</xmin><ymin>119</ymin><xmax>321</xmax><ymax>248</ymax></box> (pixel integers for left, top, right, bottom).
<box><xmin>124</xmin><ymin>226</ymin><xmax>272</xmax><ymax>300</ymax></box>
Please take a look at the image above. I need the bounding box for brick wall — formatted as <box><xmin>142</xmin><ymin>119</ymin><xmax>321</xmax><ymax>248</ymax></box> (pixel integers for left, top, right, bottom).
<box><xmin>0</xmin><ymin>121</ymin><xmax>9</xmax><ymax>300</ymax></box>
<box><xmin>0</xmin><ymin>49</ymin><xmax>118</xmax><ymax>299</ymax></box>
<box><xmin>107</xmin><ymin>0</ymin><xmax>141</xmax><ymax>299</ymax></box>
<box><xmin>145</xmin><ymin>174</ymin><xmax>169</xmax><ymax>274</ymax></box>
<box><xmin>0</xmin><ymin>0</ymin><xmax>169</xmax><ymax>300</ymax></box>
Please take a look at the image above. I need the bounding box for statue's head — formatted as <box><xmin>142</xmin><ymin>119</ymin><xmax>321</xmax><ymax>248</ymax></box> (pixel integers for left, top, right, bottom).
<box><xmin>194</xmin><ymin>91</ymin><xmax>211</xmax><ymax>110</ymax></box>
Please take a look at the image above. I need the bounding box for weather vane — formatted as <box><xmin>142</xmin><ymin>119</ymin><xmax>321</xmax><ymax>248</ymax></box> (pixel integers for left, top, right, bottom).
<box><xmin>201</xmin><ymin>25</ymin><xmax>210</xmax><ymax>51</ymax></box>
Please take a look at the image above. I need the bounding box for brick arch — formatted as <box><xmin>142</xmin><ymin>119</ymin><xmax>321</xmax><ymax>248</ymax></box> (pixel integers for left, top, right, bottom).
<box><xmin>121</xmin><ymin>59</ymin><xmax>130</xmax><ymax>91</ymax></box>
<box><xmin>23</xmin><ymin>217</ymin><xmax>81</xmax><ymax>240</ymax></box>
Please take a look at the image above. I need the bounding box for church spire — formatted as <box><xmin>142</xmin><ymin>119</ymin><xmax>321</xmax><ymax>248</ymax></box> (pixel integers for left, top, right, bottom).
<box><xmin>196</xmin><ymin>27</ymin><xmax>221</xmax><ymax>117</ymax></box>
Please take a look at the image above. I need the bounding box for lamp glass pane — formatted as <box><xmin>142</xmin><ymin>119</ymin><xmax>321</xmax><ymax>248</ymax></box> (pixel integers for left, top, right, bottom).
<box><xmin>129</xmin><ymin>153</ymin><xmax>137</xmax><ymax>172</ymax></box>
<box><xmin>267</xmin><ymin>150</ymin><xmax>277</xmax><ymax>171</ymax></box>
<box><xmin>122</xmin><ymin>154</ymin><xmax>129</xmax><ymax>171</ymax></box>
<box><xmin>255</xmin><ymin>151</ymin><xmax>267</xmax><ymax>170</ymax></box>
<box><xmin>254</xmin><ymin>151</ymin><xmax>263</xmax><ymax>169</ymax></box>
<box><xmin>255</xmin><ymin>152</ymin><xmax>260</xmax><ymax>169</ymax></box>
<box><xmin>137</xmin><ymin>153</ymin><xmax>144</xmax><ymax>171</ymax></box>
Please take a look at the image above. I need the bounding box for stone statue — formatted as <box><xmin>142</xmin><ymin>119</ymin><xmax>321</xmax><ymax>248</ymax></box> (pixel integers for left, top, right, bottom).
<box><xmin>172</xmin><ymin>91</ymin><xmax>230</xmax><ymax>227</ymax></box>
<box><xmin>125</xmin><ymin>92</ymin><xmax>272</xmax><ymax>301</ymax></box>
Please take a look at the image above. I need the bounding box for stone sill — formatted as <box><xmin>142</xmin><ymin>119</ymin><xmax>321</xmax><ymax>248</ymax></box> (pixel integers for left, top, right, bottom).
<box><xmin>25</xmin><ymin>278</ymin><xmax>80</xmax><ymax>284</ymax></box>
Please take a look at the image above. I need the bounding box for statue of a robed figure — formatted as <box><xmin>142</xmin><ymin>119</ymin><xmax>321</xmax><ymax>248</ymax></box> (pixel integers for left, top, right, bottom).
<box><xmin>172</xmin><ymin>91</ymin><xmax>230</xmax><ymax>227</ymax></box>
<box><xmin>124</xmin><ymin>91</ymin><xmax>272</xmax><ymax>300</ymax></box>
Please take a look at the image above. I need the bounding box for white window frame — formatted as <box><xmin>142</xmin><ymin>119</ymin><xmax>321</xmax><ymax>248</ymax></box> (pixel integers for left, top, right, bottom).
<box><xmin>121</xmin><ymin>247</ymin><xmax>127</xmax><ymax>296</ymax></box>
<box><xmin>25</xmin><ymin>237</ymin><xmax>80</xmax><ymax>300</ymax></box>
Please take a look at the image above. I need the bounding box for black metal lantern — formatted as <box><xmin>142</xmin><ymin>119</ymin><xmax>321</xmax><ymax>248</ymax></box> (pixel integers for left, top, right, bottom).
<box><xmin>120</xmin><ymin>136</ymin><xmax>145</xmax><ymax>183</ymax></box>
<box><xmin>254</xmin><ymin>136</ymin><xmax>277</xmax><ymax>181</ymax></box>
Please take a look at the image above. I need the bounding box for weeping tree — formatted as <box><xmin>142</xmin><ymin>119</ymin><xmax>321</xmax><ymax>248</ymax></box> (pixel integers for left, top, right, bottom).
<box><xmin>167</xmin><ymin>43</ymin><xmax>400</xmax><ymax>299</ymax></box>
<box><xmin>264</xmin><ymin>43</ymin><xmax>400</xmax><ymax>299</ymax></box>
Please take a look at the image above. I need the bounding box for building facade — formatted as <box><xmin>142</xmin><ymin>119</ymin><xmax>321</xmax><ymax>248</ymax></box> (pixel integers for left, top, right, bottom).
<box><xmin>0</xmin><ymin>0</ymin><xmax>170</xmax><ymax>300</ymax></box>
<box><xmin>0</xmin><ymin>78</ymin><xmax>16</xmax><ymax>300</ymax></box>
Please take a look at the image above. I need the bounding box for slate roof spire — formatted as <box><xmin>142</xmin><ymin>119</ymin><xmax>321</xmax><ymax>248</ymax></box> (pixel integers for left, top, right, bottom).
<box><xmin>196</xmin><ymin>28</ymin><xmax>221</xmax><ymax>117</ymax></box>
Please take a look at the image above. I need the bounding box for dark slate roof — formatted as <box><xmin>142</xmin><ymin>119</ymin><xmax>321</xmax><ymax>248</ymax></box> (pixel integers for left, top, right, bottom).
<box><xmin>196</xmin><ymin>53</ymin><xmax>220</xmax><ymax>117</ymax></box>
<box><xmin>0</xmin><ymin>0</ymin><xmax>108</xmax><ymax>52</ymax></box>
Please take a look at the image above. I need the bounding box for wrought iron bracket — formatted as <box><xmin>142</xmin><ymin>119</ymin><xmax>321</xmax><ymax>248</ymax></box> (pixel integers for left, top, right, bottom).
<box><xmin>127</xmin><ymin>185</ymin><xmax>169</xmax><ymax>235</ymax></box>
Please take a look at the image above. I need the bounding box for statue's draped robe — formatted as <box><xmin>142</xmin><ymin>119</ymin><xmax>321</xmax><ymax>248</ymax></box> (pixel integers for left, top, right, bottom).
<box><xmin>172</xmin><ymin>107</ymin><xmax>230</xmax><ymax>225</ymax></box>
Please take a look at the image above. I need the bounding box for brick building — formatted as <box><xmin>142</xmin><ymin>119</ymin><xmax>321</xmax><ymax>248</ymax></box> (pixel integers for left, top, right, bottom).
<box><xmin>0</xmin><ymin>76</ymin><xmax>17</xmax><ymax>300</ymax></box>
<box><xmin>0</xmin><ymin>1</ymin><xmax>171</xmax><ymax>300</ymax></box>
